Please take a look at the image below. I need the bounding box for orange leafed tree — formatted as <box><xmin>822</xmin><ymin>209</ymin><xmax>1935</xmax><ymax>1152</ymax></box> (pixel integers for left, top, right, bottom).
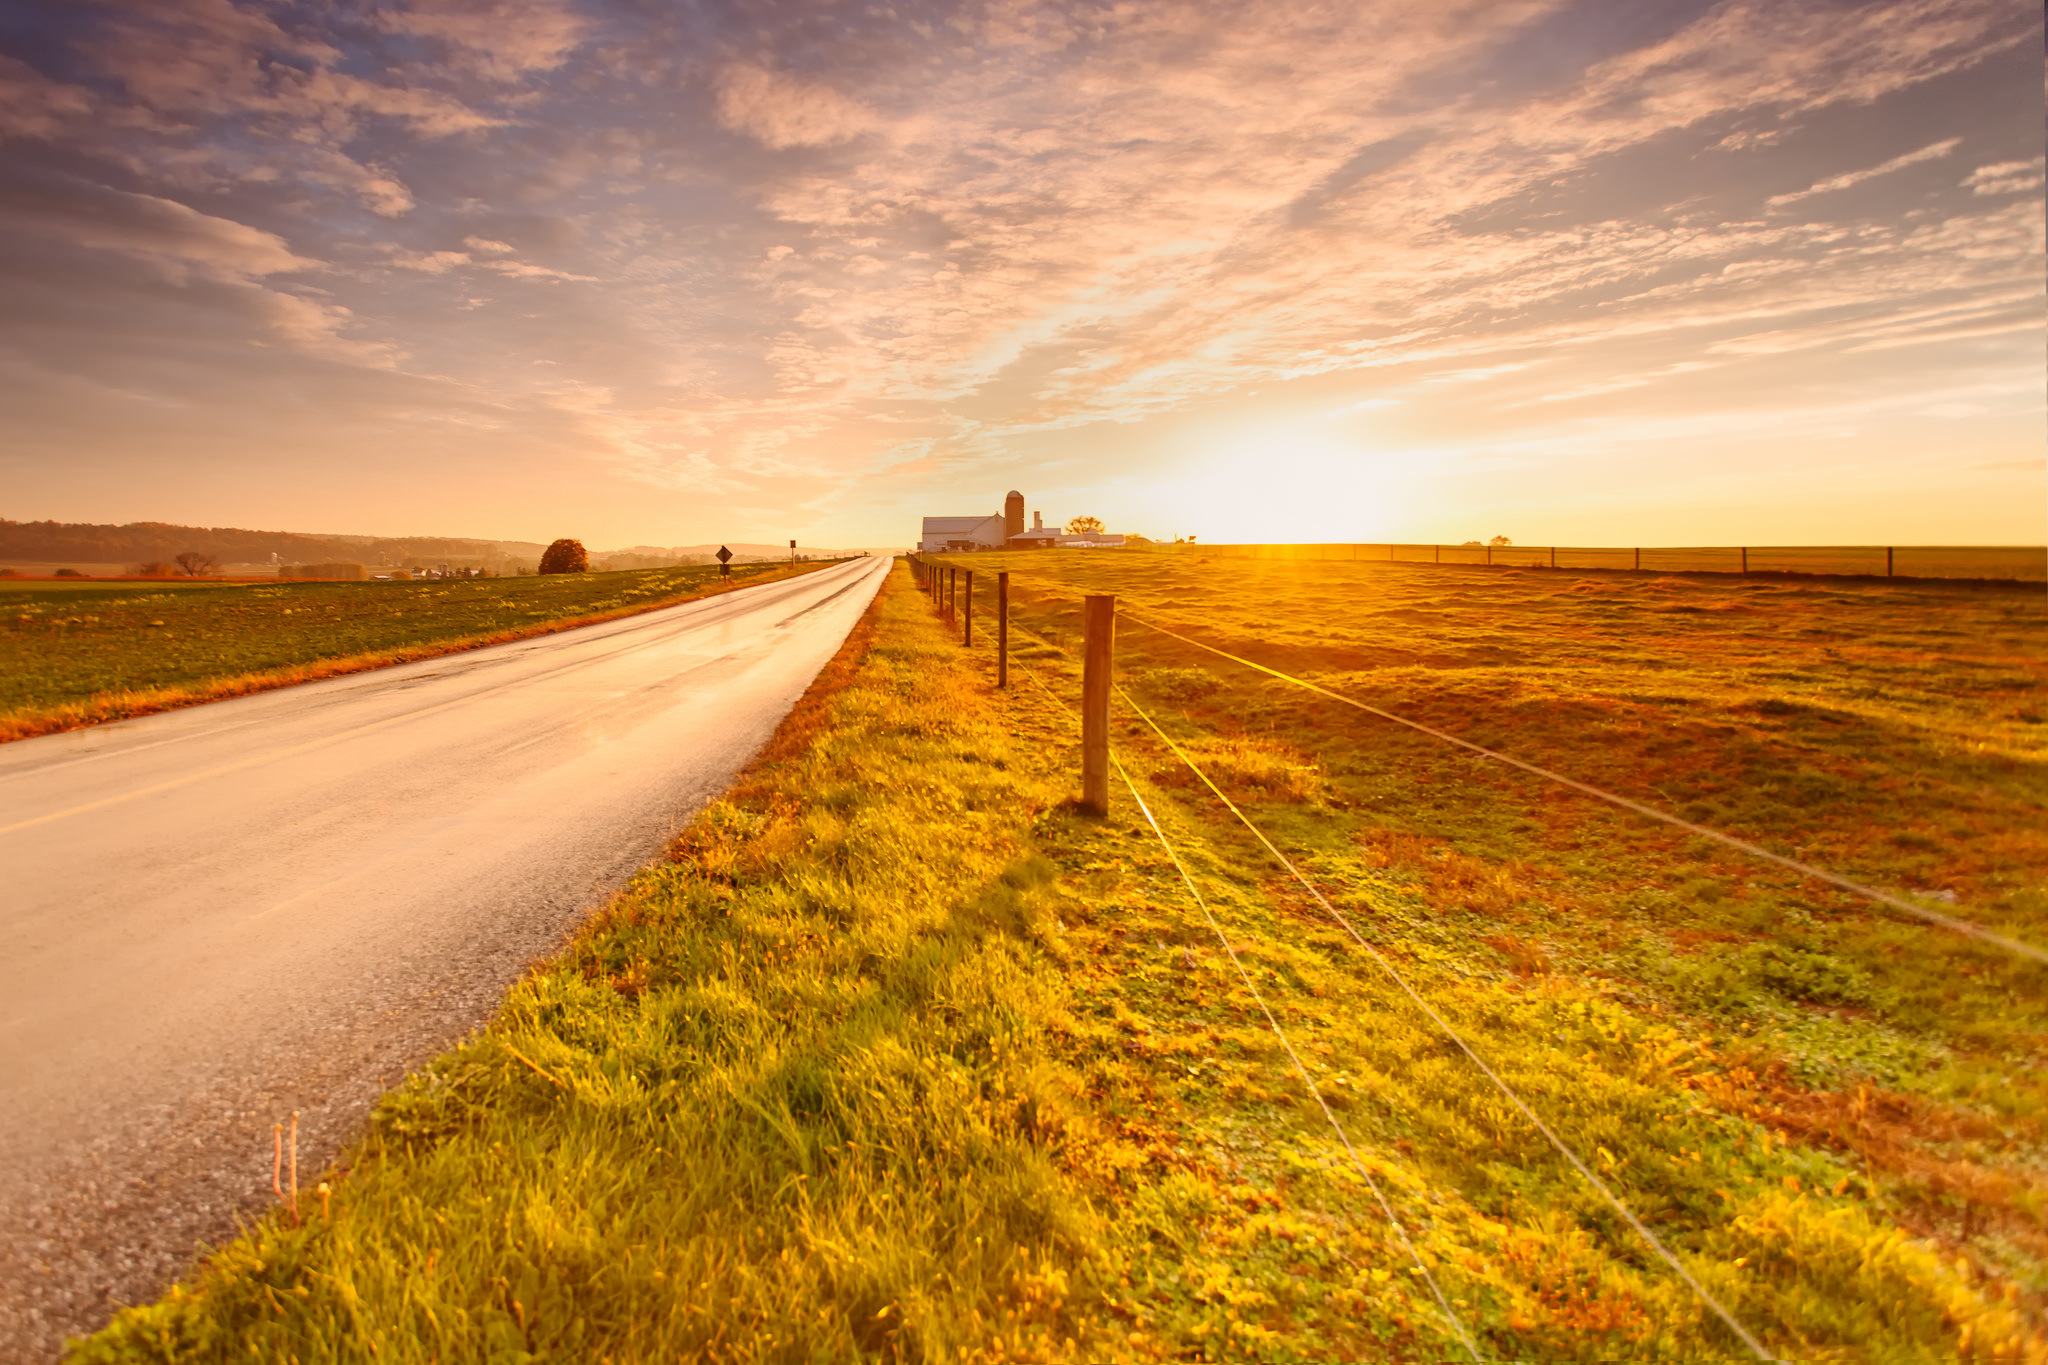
<box><xmin>538</xmin><ymin>539</ymin><xmax>589</xmax><ymax>574</ymax></box>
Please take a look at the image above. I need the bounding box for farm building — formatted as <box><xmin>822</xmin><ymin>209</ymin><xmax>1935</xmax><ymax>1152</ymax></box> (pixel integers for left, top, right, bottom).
<box><xmin>918</xmin><ymin>513</ymin><xmax>1008</xmax><ymax>553</ymax></box>
<box><xmin>1007</xmin><ymin>510</ymin><xmax>1125</xmax><ymax>550</ymax></box>
<box><xmin>918</xmin><ymin>491</ymin><xmax>1125</xmax><ymax>551</ymax></box>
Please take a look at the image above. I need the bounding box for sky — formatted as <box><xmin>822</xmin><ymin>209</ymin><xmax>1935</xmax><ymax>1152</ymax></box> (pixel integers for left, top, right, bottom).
<box><xmin>0</xmin><ymin>0</ymin><xmax>2041</xmax><ymax>551</ymax></box>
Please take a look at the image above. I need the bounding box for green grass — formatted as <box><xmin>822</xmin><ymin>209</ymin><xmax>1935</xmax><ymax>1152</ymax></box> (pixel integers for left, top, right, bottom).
<box><xmin>0</xmin><ymin>562</ymin><xmax>835</xmax><ymax>742</ymax></box>
<box><xmin>71</xmin><ymin>555</ymin><xmax>2048</xmax><ymax>1362</ymax></box>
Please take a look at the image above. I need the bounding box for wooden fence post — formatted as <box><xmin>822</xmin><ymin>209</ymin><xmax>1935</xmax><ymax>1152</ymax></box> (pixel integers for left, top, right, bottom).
<box><xmin>997</xmin><ymin>571</ymin><xmax>1010</xmax><ymax>688</ymax></box>
<box><xmin>1434</xmin><ymin>544</ymin><xmax>1440</xmax><ymax>565</ymax></box>
<box><xmin>1549</xmin><ymin>546</ymin><xmax>1557</xmax><ymax>569</ymax></box>
<box><xmin>1081</xmin><ymin>594</ymin><xmax>1115</xmax><ymax>817</ymax></box>
<box><xmin>1634</xmin><ymin>547</ymin><xmax>1640</xmax><ymax>571</ymax></box>
<box><xmin>963</xmin><ymin>570</ymin><xmax>974</xmax><ymax>646</ymax></box>
<box><xmin>1887</xmin><ymin>547</ymin><xmax>1895</xmax><ymax>577</ymax></box>
<box><xmin>1740</xmin><ymin>547</ymin><xmax>1748</xmax><ymax>575</ymax></box>
<box><xmin>1485</xmin><ymin>544</ymin><xmax>1493</xmax><ymax>567</ymax></box>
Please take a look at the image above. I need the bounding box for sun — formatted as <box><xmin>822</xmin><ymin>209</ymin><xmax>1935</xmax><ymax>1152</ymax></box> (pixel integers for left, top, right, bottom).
<box><xmin>1161</xmin><ymin>422</ymin><xmax>1422</xmax><ymax>543</ymax></box>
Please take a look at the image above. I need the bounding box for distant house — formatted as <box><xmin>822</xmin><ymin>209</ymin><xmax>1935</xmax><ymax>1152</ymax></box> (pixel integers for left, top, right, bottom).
<box><xmin>1006</xmin><ymin>511</ymin><xmax>1124</xmax><ymax>549</ymax></box>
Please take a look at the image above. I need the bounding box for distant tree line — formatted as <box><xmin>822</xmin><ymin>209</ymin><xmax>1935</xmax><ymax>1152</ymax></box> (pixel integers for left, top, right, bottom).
<box><xmin>0</xmin><ymin>518</ymin><xmax>540</xmax><ymax>568</ymax></box>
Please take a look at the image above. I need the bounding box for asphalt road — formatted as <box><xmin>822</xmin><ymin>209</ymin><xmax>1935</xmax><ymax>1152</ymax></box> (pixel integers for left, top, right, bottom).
<box><xmin>0</xmin><ymin>555</ymin><xmax>890</xmax><ymax>1361</ymax></box>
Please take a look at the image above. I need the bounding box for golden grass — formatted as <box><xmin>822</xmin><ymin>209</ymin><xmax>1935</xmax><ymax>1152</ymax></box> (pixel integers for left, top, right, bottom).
<box><xmin>71</xmin><ymin>555</ymin><xmax>2048</xmax><ymax>1363</ymax></box>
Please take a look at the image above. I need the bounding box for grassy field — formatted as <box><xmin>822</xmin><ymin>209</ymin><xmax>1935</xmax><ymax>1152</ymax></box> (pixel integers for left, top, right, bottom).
<box><xmin>1187</xmin><ymin>543</ymin><xmax>2048</xmax><ymax>581</ymax></box>
<box><xmin>951</xmin><ymin>549</ymin><xmax>2048</xmax><ymax>1351</ymax></box>
<box><xmin>71</xmin><ymin>554</ymin><xmax>2047</xmax><ymax>1362</ymax></box>
<box><xmin>0</xmin><ymin>561</ymin><xmax>836</xmax><ymax>743</ymax></box>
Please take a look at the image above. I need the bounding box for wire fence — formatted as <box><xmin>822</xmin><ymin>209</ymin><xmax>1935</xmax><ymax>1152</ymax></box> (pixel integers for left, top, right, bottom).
<box><xmin>1112</xmin><ymin>680</ymin><xmax>1777</xmax><ymax>1362</ymax></box>
<box><xmin>1016</xmin><ymin>656</ymin><xmax>1484</xmax><ymax>1358</ymax></box>
<box><xmin>1119</xmin><ymin>610</ymin><xmax>2046</xmax><ymax>965</ymax></box>
<box><xmin>907</xmin><ymin>551</ymin><xmax>2045</xmax><ymax>964</ymax></box>
<box><xmin>1164</xmin><ymin>542</ymin><xmax>2048</xmax><ymax>582</ymax></box>
<box><xmin>903</xmin><ymin>547</ymin><xmax>2044</xmax><ymax>1356</ymax></box>
<box><xmin>1000</xmin><ymin>602</ymin><xmax>1775</xmax><ymax>1361</ymax></box>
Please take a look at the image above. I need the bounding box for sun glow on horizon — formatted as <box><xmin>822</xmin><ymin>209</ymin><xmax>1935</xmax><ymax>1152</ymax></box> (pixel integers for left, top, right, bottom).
<box><xmin>1160</xmin><ymin>421</ymin><xmax>1430</xmax><ymax>545</ymax></box>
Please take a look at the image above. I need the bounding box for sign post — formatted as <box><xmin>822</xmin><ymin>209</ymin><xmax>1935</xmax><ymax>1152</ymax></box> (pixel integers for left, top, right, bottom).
<box><xmin>717</xmin><ymin>545</ymin><xmax>733</xmax><ymax>579</ymax></box>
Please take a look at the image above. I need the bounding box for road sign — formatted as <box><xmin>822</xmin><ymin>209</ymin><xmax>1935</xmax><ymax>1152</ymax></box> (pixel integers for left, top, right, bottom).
<box><xmin>716</xmin><ymin>546</ymin><xmax>732</xmax><ymax>563</ymax></box>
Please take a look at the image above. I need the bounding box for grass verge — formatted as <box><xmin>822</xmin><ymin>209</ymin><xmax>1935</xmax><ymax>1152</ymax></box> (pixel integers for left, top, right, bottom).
<box><xmin>72</xmin><ymin>557</ymin><xmax>2047</xmax><ymax>1362</ymax></box>
<box><xmin>1</xmin><ymin>561</ymin><xmax>837</xmax><ymax>744</ymax></box>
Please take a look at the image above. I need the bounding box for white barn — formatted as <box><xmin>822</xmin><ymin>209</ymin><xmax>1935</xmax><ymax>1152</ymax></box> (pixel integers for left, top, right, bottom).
<box><xmin>919</xmin><ymin>514</ymin><xmax>1006</xmax><ymax>553</ymax></box>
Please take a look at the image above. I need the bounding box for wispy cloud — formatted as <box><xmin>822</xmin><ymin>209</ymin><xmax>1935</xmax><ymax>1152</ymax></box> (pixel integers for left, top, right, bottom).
<box><xmin>1963</xmin><ymin>157</ymin><xmax>2047</xmax><ymax>196</ymax></box>
<box><xmin>1767</xmin><ymin>137</ymin><xmax>1961</xmax><ymax>207</ymax></box>
<box><xmin>0</xmin><ymin>0</ymin><xmax>2037</xmax><ymax>546</ymax></box>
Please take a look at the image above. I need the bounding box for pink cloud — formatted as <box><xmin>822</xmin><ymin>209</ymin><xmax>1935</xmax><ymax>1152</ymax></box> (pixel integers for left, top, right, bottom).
<box><xmin>715</xmin><ymin>63</ymin><xmax>877</xmax><ymax>150</ymax></box>
<box><xmin>0</xmin><ymin>54</ymin><xmax>96</xmax><ymax>140</ymax></box>
<box><xmin>375</xmin><ymin>0</ymin><xmax>587</xmax><ymax>81</ymax></box>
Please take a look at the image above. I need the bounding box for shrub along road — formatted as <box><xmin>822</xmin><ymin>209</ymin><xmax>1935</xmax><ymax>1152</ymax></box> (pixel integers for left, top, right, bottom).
<box><xmin>0</xmin><ymin>555</ymin><xmax>888</xmax><ymax>1364</ymax></box>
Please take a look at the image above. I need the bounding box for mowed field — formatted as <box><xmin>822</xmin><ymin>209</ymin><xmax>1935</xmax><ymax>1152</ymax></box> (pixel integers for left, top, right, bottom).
<box><xmin>74</xmin><ymin>554</ymin><xmax>2047</xmax><ymax>1363</ymax></box>
<box><xmin>0</xmin><ymin>561</ymin><xmax>835</xmax><ymax>742</ymax></box>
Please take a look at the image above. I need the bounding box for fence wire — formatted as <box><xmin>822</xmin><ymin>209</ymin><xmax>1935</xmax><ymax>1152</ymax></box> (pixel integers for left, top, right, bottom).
<box><xmin>916</xmin><ymin>552</ymin><xmax>2048</xmax><ymax>1360</ymax></box>
<box><xmin>1115</xmin><ymin>681</ymin><xmax>1778</xmax><ymax>1363</ymax></box>
<box><xmin>1115</xmin><ymin>608</ymin><xmax>2045</xmax><ymax>967</ymax></box>
<box><xmin>917</xmin><ymin>555</ymin><xmax>2042</xmax><ymax>966</ymax></box>
<box><xmin>1010</xmin><ymin>654</ymin><xmax>1483</xmax><ymax>1361</ymax></box>
<box><xmin>935</xmin><ymin>561</ymin><xmax>1793</xmax><ymax>1359</ymax></box>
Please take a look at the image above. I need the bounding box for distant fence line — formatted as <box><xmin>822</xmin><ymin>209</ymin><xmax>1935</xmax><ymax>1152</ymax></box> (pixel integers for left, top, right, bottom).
<box><xmin>1173</xmin><ymin>543</ymin><xmax>2046</xmax><ymax>583</ymax></box>
<box><xmin>279</xmin><ymin>562</ymin><xmax>368</xmax><ymax>580</ymax></box>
